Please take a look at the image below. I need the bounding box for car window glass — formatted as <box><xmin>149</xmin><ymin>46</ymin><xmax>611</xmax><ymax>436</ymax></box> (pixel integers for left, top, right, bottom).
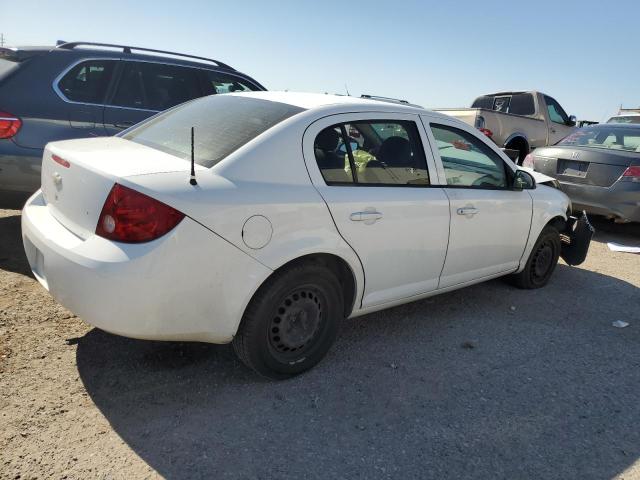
<box><xmin>509</xmin><ymin>93</ymin><xmax>535</xmax><ymax>115</ymax></box>
<box><xmin>111</xmin><ymin>62</ymin><xmax>202</xmax><ymax>110</ymax></box>
<box><xmin>349</xmin><ymin>121</ymin><xmax>429</xmax><ymax>186</ymax></box>
<box><xmin>558</xmin><ymin>126</ymin><xmax>640</xmax><ymax>153</ymax></box>
<box><xmin>492</xmin><ymin>96</ymin><xmax>510</xmax><ymax>113</ymax></box>
<box><xmin>203</xmin><ymin>70</ymin><xmax>258</xmax><ymax>94</ymax></box>
<box><xmin>313</xmin><ymin>126</ymin><xmax>354</xmax><ymax>184</ymax></box>
<box><xmin>544</xmin><ymin>95</ymin><xmax>569</xmax><ymax>124</ymax></box>
<box><xmin>430</xmin><ymin>124</ymin><xmax>508</xmax><ymax>188</ymax></box>
<box><xmin>58</xmin><ymin>60</ymin><xmax>116</xmax><ymax>103</ymax></box>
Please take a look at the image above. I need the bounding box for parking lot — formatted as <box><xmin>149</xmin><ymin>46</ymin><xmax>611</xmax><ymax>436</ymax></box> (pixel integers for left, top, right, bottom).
<box><xmin>1</xmin><ymin>201</ymin><xmax>639</xmax><ymax>479</ymax></box>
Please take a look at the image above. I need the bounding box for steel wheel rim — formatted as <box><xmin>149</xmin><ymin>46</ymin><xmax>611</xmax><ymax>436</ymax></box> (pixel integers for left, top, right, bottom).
<box><xmin>531</xmin><ymin>239</ymin><xmax>555</xmax><ymax>283</ymax></box>
<box><xmin>268</xmin><ymin>287</ymin><xmax>324</xmax><ymax>359</ymax></box>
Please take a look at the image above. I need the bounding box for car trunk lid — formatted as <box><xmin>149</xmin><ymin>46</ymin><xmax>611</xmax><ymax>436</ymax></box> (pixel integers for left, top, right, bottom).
<box><xmin>533</xmin><ymin>146</ymin><xmax>636</xmax><ymax>187</ymax></box>
<box><xmin>41</xmin><ymin>137</ymin><xmax>196</xmax><ymax>239</ymax></box>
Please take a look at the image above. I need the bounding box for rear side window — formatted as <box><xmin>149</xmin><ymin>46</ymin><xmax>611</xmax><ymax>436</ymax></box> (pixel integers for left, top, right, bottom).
<box><xmin>509</xmin><ymin>94</ymin><xmax>535</xmax><ymax>115</ymax></box>
<box><xmin>123</xmin><ymin>95</ymin><xmax>304</xmax><ymax>167</ymax></box>
<box><xmin>57</xmin><ymin>60</ymin><xmax>116</xmax><ymax>103</ymax></box>
<box><xmin>314</xmin><ymin>120</ymin><xmax>430</xmax><ymax>186</ymax></box>
<box><xmin>111</xmin><ymin>62</ymin><xmax>202</xmax><ymax>111</ymax></box>
<box><xmin>203</xmin><ymin>70</ymin><xmax>259</xmax><ymax>94</ymax></box>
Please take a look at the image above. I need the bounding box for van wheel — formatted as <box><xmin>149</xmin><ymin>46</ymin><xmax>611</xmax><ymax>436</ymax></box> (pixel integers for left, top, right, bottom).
<box><xmin>233</xmin><ymin>263</ymin><xmax>343</xmax><ymax>379</ymax></box>
<box><xmin>510</xmin><ymin>226</ymin><xmax>561</xmax><ymax>289</ymax></box>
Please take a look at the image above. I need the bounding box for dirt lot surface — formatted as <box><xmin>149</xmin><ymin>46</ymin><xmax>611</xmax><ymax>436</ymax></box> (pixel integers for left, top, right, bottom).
<box><xmin>1</xmin><ymin>201</ymin><xmax>639</xmax><ymax>479</ymax></box>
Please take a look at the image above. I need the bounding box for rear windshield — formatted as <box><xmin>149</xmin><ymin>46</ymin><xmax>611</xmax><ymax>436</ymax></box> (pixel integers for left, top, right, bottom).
<box><xmin>558</xmin><ymin>126</ymin><xmax>640</xmax><ymax>153</ymax></box>
<box><xmin>123</xmin><ymin>95</ymin><xmax>305</xmax><ymax>167</ymax></box>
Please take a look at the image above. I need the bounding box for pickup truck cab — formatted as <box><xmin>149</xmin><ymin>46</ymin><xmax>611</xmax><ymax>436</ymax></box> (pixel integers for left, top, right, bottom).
<box><xmin>435</xmin><ymin>91</ymin><xmax>577</xmax><ymax>164</ymax></box>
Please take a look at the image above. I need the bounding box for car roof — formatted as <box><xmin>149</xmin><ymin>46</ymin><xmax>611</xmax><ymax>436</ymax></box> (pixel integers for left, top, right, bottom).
<box><xmin>228</xmin><ymin>91</ymin><xmax>454</xmax><ymax>120</ymax></box>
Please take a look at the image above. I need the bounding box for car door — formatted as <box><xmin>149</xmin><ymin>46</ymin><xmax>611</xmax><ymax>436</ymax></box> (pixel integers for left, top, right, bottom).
<box><xmin>423</xmin><ymin>117</ymin><xmax>532</xmax><ymax>288</ymax></box>
<box><xmin>544</xmin><ymin>94</ymin><xmax>575</xmax><ymax>145</ymax></box>
<box><xmin>303</xmin><ymin>113</ymin><xmax>450</xmax><ymax>308</ymax></box>
<box><xmin>103</xmin><ymin>61</ymin><xmax>204</xmax><ymax>134</ymax></box>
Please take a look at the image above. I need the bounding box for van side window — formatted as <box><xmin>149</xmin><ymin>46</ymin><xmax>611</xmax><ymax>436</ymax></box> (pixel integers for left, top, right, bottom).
<box><xmin>58</xmin><ymin>60</ymin><xmax>116</xmax><ymax>104</ymax></box>
<box><xmin>203</xmin><ymin>71</ymin><xmax>259</xmax><ymax>94</ymax></box>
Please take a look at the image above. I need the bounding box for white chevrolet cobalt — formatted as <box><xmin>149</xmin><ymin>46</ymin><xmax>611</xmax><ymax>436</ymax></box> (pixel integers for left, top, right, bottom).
<box><xmin>22</xmin><ymin>92</ymin><xmax>592</xmax><ymax>378</ymax></box>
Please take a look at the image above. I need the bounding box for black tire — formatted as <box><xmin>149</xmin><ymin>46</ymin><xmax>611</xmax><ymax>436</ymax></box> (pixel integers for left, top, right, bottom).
<box><xmin>233</xmin><ymin>263</ymin><xmax>343</xmax><ymax>379</ymax></box>
<box><xmin>510</xmin><ymin>226</ymin><xmax>561</xmax><ymax>289</ymax></box>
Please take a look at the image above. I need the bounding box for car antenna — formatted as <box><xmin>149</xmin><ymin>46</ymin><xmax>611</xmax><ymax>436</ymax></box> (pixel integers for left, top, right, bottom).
<box><xmin>190</xmin><ymin>126</ymin><xmax>197</xmax><ymax>186</ymax></box>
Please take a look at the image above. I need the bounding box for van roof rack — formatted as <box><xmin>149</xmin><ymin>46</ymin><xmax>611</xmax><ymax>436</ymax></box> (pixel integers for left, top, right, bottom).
<box><xmin>55</xmin><ymin>41</ymin><xmax>234</xmax><ymax>70</ymax></box>
<box><xmin>360</xmin><ymin>94</ymin><xmax>422</xmax><ymax>108</ymax></box>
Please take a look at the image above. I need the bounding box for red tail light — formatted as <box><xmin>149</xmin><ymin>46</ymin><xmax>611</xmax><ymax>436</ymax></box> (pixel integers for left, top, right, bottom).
<box><xmin>621</xmin><ymin>166</ymin><xmax>640</xmax><ymax>181</ymax></box>
<box><xmin>0</xmin><ymin>110</ymin><xmax>22</xmax><ymax>139</ymax></box>
<box><xmin>478</xmin><ymin>128</ymin><xmax>493</xmax><ymax>138</ymax></box>
<box><xmin>96</xmin><ymin>184</ymin><xmax>185</xmax><ymax>243</ymax></box>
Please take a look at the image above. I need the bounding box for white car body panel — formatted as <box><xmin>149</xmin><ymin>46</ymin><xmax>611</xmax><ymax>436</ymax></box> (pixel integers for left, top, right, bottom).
<box><xmin>22</xmin><ymin>92</ymin><xmax>571</xmax><ymax>344</ymax></box>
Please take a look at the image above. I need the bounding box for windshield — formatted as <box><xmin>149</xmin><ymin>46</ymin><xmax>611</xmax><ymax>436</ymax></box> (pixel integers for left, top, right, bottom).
<box><xmin>123</xmin><ymin>95</ymin><xmax>305</xmax><ymax>167</ymax></box>
<box><xmin>558</xmin><ymin>126</ymin><xmax>640</xmax><ymax>153</ymax></box>
<box><xmin>607</xmin><ymin>115</ymin><xmax>640</xmax><ymax>124</ymax></box>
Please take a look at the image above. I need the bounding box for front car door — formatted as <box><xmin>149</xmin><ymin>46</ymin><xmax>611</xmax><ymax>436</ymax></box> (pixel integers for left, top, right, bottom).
<box><xmin>423</xmin><ymin>116</ymin><xmax>533</xmax><ymax>288</ymax></box>
<box><xmin>544</xmin><ymin>94</ymin><xmax>575</xmax><ymax>145</ymax></box>
<box><xmin>303</xmin><ymin>113</ymin><xmax>450</xmax><ymax>308</ymax></box>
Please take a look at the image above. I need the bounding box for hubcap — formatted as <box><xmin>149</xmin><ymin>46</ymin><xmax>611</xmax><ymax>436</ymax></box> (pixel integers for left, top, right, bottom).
<box><xmin>269</xmin><ymin>288</ymin><xmax>323</xmax><ymax>355</ymax></box>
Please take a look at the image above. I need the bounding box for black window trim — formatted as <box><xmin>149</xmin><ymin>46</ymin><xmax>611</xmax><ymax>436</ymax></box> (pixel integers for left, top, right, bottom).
<box><xmin>53</xmin><ymin>57</ymin><xmax>262</xmax><ymax>112</ymax></box>
<box><xmin>429</xmin><ymin>122</ymin><xmax>514</xmax><ymax>191</ymax></box>
<box><xmin>317</xmin><ymin>119</ymin><xmax>433</xmax><ymax>188</ymax></box>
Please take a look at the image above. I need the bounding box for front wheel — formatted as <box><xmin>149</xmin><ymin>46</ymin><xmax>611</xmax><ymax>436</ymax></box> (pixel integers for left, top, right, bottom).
<box><xmin>233</xmin><ymin>263</ymin><xmax>343</xmax><ymax>379</ymax></box>
<box><xmin>509</xmin><ymin>225</ymin><xmax>561</xmax><ymax>289</ymax></box>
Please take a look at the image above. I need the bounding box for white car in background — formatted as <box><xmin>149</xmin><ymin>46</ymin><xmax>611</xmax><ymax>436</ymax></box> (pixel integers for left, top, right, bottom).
<box><xmin>21</xmin><ymin>92</ymin><xmax>592</xmax><ymax>378</ymax></box>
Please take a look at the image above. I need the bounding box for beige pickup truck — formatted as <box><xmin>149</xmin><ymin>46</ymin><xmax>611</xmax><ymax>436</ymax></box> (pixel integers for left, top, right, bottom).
<box><xmin>434</xmin><ymin>91</ymin><xmax>577</xmax><ymax>163</ymax></box>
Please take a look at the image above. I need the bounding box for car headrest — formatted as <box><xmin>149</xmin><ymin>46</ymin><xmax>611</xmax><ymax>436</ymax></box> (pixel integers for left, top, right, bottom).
<box><xmin>315</xmin><ymin>128</ymin><xmax>340</xmax><ymax>151</ymax></box>
<box><xmin>377</xmin><ymin>136</ymin><xmax>413</xmax><ymax>167</ymax></box>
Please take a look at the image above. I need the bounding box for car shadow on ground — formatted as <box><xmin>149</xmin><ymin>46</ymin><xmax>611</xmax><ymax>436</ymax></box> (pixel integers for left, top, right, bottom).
<box><xmin>76</xmin><ymin>264</ymin><xmax>640</xmax><ymax>479</ymax></box>
<box><xmin>0</xmin><ymin>212</ymin><xmax>33</xmax><ymax>278</ymax></box>
<box><xmin>589</xmin><ymin>215</ymin><xmax>640</xmax><ymax>245</ymax></box>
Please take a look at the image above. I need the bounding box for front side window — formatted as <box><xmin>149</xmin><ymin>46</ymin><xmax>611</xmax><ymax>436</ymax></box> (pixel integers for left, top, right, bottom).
<box><xmin>203</xmin><ymin>70</ymin><xmax>259</xmax><ymax>94</ymax></box>
<box><xmin>545</xmin><ymin>95</ymin><xmax>569</xmax><ymax>125</ymax></box>
<box><xmin>111</xmin><ymin>62</ymin><xmax>202</xmax><ymax>111</ymax></box>
<box><xmin>58</xmin><ymin>60</ymin><xmax>116</xmax><ymax>103</ymax></box>
<box><xmin>430</xmin><ymin>124</ymin><xmax>509</xmax><ymax>188</ymax></box>
<box><xmin>314</xmin><ymin>120</ymin><xmax>429</xmax><ymax>186</ymax></box>
<box><xmin>123</xmin><ymin>95</ymin><xmax>304</xmax><ymax>167</ymax></box>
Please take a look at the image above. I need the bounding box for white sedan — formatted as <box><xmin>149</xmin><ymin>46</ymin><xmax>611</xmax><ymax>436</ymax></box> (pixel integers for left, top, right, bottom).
<box><xmin>21</xmin><ymin>92</ymin><xmax>591</xmax><ymax>378</ymax></box>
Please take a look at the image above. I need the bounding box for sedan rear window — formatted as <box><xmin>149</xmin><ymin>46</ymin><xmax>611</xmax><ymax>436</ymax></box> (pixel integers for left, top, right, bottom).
<box><xmin>122</xmin><ymin>95</ymin><xmax>305</xmax><ymax>167</ymax></box>
<box><xmin>558</xmin><ymin>126</ymin><xmax>640</xmax><ymax>153</ymax></box>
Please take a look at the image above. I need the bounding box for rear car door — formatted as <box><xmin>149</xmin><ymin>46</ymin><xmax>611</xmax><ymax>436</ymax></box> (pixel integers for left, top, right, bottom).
<box><xmin>424</xmin><ymin>117</ymin><xmax>532</xmax><ymax>288</ymax></box>
<box><xmin>104</xmin><ymin>61</ymin><xmax>204</xmax><ymax>133</ymax></box>
<box><xmin>303</xmin><ymin>113</ymin><xmax>450</xmax><ymax>308</ymax></box>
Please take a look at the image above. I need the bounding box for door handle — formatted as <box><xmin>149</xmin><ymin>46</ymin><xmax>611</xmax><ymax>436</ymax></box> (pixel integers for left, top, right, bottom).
<box><xmin>114</xmin><ymin>121</ymin><xmax>134</xmax><ymax>129</ymax></box>
<box><xmin>350</xmin><ymin>211</ymin><xmax>383</xmax><ymax>224</ymax></box>
<box><xmin>456</xmin><ymin>206</ymin><xmax>478</xmax><ymax>216</ymax></box>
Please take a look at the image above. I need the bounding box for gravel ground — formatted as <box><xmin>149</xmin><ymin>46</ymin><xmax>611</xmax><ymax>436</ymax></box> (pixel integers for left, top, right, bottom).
<box><xmin>1</xmin><ymin>203</ymin><xmax>639</xmax><ymax>480</ymax></box>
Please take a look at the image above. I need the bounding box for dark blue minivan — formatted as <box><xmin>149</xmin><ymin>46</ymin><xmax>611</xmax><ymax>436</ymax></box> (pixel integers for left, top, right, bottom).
<box><xmin>0</xmin><ymin>41</ymin><xmax>266</xmax><ymax>194</ymax></box>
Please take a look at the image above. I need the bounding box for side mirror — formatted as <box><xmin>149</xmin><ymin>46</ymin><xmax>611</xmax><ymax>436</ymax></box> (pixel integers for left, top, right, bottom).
<box><xmin>567</xmin><ymin>115</ymin><xmax>577</xmax><ymax>127</ymax></box>
<box><xmin>513</xmin><ymin>170</ymin><xmax>536</xmax><ymax>190</ymax></box>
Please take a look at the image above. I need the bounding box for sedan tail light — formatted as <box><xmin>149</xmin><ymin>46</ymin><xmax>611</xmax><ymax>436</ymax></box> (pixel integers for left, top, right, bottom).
<box><xmin>621</xmin><ymin>166</ymin><xmax>640</xmax><ymax>182</ymax></box>
<box><xmin>96</xmin><ymin>184</ymin><xmax>185</xmax><ymax>243</ymax></box>
<box><xmin>0</xmin><ymin>110</ymin><xmax>22</xmax><ymax>139</ymax></box>
<box><xmin>522</xmin><ymin>154</ymin><xmax>535</xmax><ymax>169</ymax></box>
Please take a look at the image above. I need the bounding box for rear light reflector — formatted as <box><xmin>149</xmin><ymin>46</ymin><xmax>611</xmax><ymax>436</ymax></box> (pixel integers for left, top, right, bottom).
<box><xmin>52</xmin><ymin>154</ymin><xmax>70</xmax><ymax>168</ymax></box>
<box><xmin>0</xmin><ymin>110</ymin><xmax>22</xmax><ymax>139</ymax></box>
<box><xmin>621</xmin><ymin>166</ymin><xmax>640</xmax><ymax>181</ymax></box>
<box><xmin>522</xmin><ymin>153</ymin><xmax>535</xmax><ymax>169</ymax></box>
<box><xmin>96</xmin><ymin>184</ymin><xmax>185</xmax><ymax>243</ymax></box>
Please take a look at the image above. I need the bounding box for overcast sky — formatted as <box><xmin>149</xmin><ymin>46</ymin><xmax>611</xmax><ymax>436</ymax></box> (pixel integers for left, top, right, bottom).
<box><xmin>2</xmin><ymin>0</ymin><xmax>638</xmax><ymax>121</ymax></box>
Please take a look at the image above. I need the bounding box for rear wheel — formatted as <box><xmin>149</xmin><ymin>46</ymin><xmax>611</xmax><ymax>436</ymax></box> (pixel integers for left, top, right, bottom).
<box><xmin>233</xmin><ymin>263</ymin><xmax>343</xmax><ymax>379</ymax></box>
<box><xmin>510</xmin><ymin>226</ymin><xmax>561</xmax><ymax>289</ymax></box>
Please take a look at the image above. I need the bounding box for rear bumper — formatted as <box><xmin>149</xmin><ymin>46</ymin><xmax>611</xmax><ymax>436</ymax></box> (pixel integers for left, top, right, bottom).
<box><xmin>0</xmin><ymin>140</ymin><xmax>42</xmax><ymax>194</ymax></box>
<box><xmin>560</xmin><ymin>180</ymin><xmax>640</xmax><ymax>222</ymax></box>
<box><xmin>21</xmin><ymin>191</ymin><xmax>272</xmax><ymax>343</ymax></box>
